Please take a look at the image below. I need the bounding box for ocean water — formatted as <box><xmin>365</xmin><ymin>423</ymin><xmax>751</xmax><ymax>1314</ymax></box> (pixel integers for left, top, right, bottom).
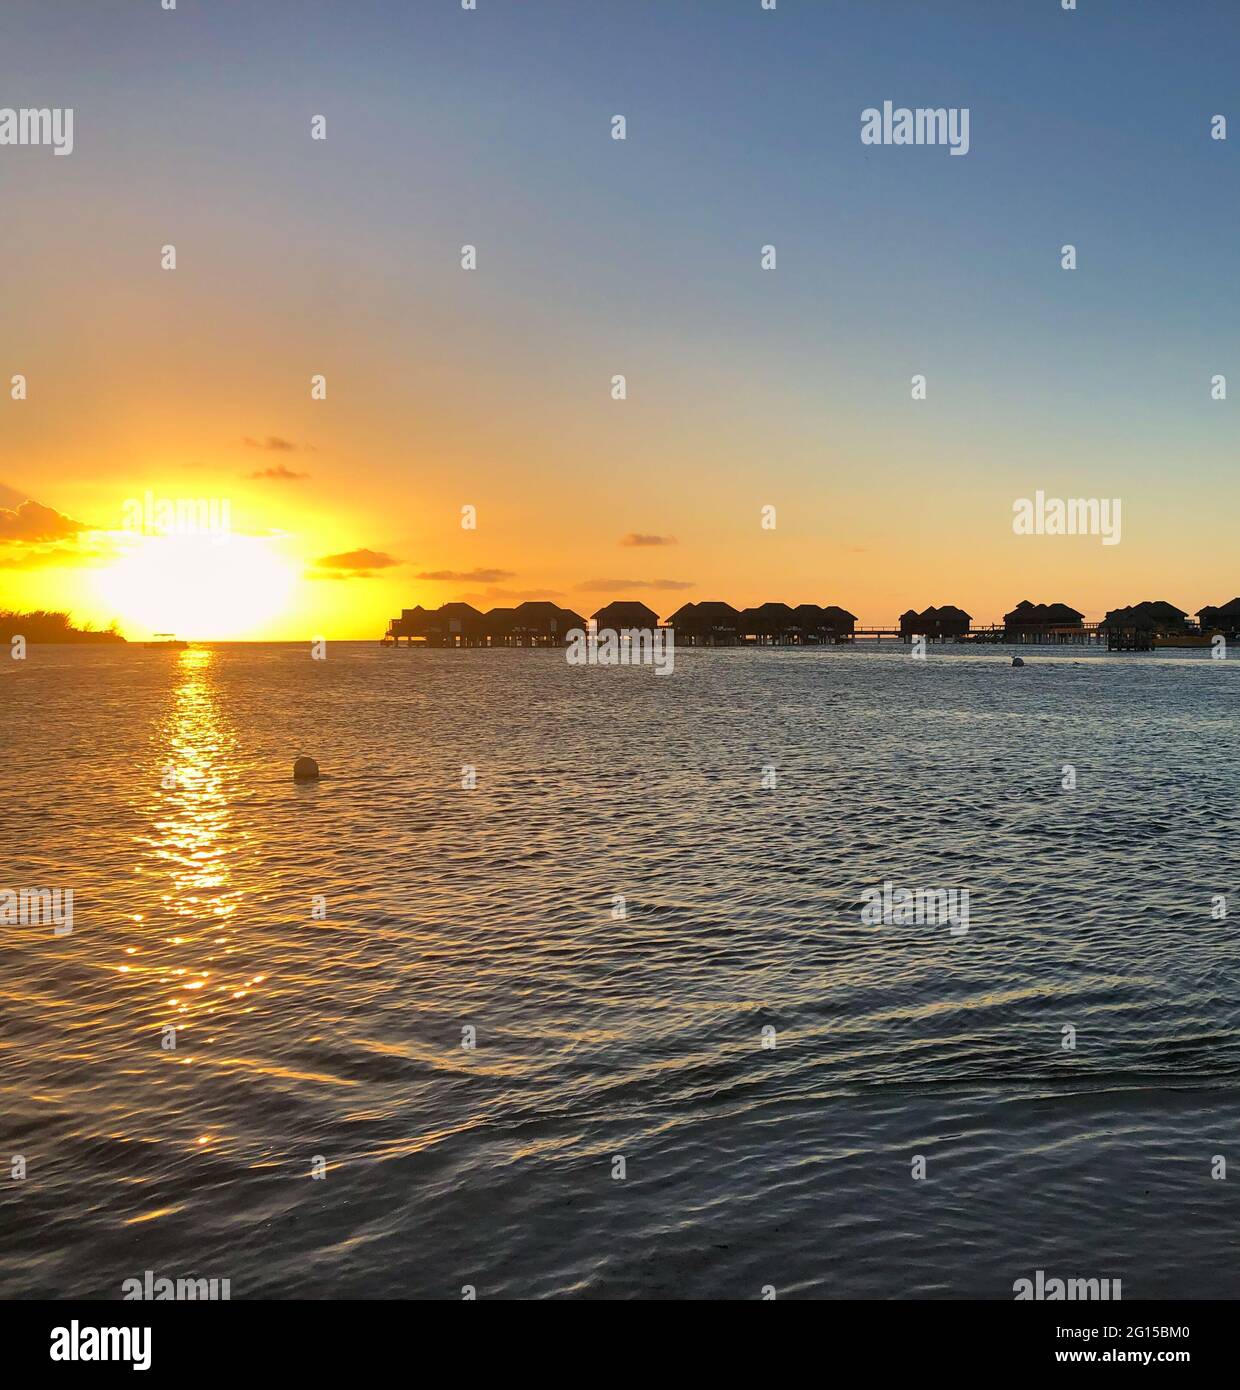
<box><xmin>1</xmin><ymin>641</ymin><xmax>1238</xmax><ymax>1300</ymax></box>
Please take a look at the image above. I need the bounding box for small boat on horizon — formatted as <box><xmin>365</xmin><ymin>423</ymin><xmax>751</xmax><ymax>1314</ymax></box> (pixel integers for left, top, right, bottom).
<box><xmin>143</xmin><ymin>633</ymin><xmax>190</xmax><ymax>650</ymax></box>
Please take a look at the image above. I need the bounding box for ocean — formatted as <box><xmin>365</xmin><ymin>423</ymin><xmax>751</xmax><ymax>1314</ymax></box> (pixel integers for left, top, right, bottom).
<box><xmin>2</xmin><ymin>642</ymin><xmax>1238</xmax><ymax>1299</ymax></box>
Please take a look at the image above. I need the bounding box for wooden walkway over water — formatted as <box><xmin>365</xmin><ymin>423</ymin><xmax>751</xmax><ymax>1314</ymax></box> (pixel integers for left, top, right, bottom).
<box><xmin>850</xmin><ymin>624</ymin><xmax>1105</xmax><ymax>645</ymax></box>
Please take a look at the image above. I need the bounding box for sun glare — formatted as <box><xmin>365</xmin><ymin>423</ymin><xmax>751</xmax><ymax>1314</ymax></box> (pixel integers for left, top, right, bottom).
<box><xmin>95</xmin><ymin>534</ymin><xmax>297</xmax><ymax>639</ymax></box>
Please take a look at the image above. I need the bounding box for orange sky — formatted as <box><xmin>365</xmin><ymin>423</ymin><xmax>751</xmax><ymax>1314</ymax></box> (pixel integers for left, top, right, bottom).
<box><xmin>3</xmin><ymin>273</ymin><xmax>1232</xmax><ymax>638</ymax></box>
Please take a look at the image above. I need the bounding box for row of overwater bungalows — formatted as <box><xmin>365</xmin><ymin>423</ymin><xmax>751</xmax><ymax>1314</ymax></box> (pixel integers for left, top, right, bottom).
<box><xmin>384</xmin><ymin>600</ymin><xmax>862</xmax><ymax>646</ymax></box>
<box><xmin>383</xmin><ymin>596</ymin><xmax>1240</xmax><ymax>647</ymax></box>
<box><xmin>1004</xmin><ymin>598</ymin><xmax>1240</xmax><ymax>646</ymax></box>
<box><xmin>1098</xmin><ymin>598</ymin><xmax>1240</xmax><ymax>648</ymax></box>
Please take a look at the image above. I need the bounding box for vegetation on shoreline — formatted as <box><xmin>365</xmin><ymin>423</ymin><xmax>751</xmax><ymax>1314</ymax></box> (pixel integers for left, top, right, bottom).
<box><xmin>0</xmin><ymin>610</ymin><xmax>125</xmax><ymax>644</ymax></box>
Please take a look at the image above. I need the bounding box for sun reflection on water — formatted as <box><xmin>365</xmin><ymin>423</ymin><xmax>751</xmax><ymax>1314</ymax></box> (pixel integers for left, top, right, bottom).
<box><xmin>129</xmin><ymin>647</ymin><xmax>261</xmax><ymax>1052</ymax></box>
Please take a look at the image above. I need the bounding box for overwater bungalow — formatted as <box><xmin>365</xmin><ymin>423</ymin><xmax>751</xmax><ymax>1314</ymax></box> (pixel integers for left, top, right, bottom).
<box><xmin>381</xmin><ymin>600</ymin><xmax>597</xmax><ymax>647</ymax></box>
<box><xmin>384</xmin><ymin>606</ymin><xmax>433</xmax><ymax>644</ymax></box>
<box><xmin>1197</xmin><ymin>598</ymin><xmax>1240</xmax><ymax>639</ymax></box>
<box><xmin>512</xmin><ymin>601</ymin><xmax>585</xmax><ymax>646</ymax></box>
<box><xmin>401</xmin><ymin>606</ymin><xmax>433</xmax><ymax>637</ymax></box>
<box><xmin>739</xmin><ymin>602</ymin><xmax>797</xmax><ymax>644</ymax></box>
<box><xmin>821</xmin><ymin>605</ymin><xmax>858</xmax><ymax>640</ymax></box>
<box><xmin>934</xmin><ymin>605</ymin><xmax>972</xmax><ymax>639</ymax></box>
<box><xmin>591</xmin><ymin>600</ymin><xmax>660</xmax><ymax>632</ymax></box>
<box><xmin>736</xmin><ymin>607</ymin><xmax>762</xmax><ymax>640</ymax></box>
<box><xmin>383</xmin><ymin>603</ymin><xmax>487</xmax><ymax>646</ymax></box>
<box><xmin>1100</xmin><ymin>601</ymin><xmax>1189</xmax><ymax>638</ymax></box>
<box><xmin>1003</xmin><ymin>600</ymin><xmax>1086</xmax><ymax>644</ymax></box>
<box><xmin>791</xmin><ymin>604</ymin><xmax>829</xmax><ymax>642</ymax></box>
<box><xmin>666</xmin><ymin>601</ymin><xmax>741</xmax><ymax>645</ymax></box>
<box><xmin>899</xmin><ymin>605</ymin><xmax>971</xmax><ymax>640</ymax></box>
<box><xmin>436</xmin><ymin>602</ymin><xmax>485</xmax><ymax>645</ymax></box>
<box><xmin>480</xmin><ymin>607</ymin><xmax>517</xmax><ymax>646</ymax></box>
<box><xmin>786</xmin><ymin>604</ymin><xmax>855</xmax><ymax>643</ymax></box>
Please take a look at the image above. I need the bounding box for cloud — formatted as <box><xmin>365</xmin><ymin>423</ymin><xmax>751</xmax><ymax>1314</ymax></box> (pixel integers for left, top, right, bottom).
<box><xmin>248</xmin><ymin>464</ymin><xmax>309</xmax><ymax>480</ymax></box>
<box><xmin>0</xmin><ymin>498</ymin><xmax>90</xmax><ymax>542</ymax></box>
<box><xmin>310</xmin><ymin>548</ymin><xmax>400</xmax><ymax>579</ymax></box>
<box><xmin>0</xmin><ymin>543</ymin><xmax>98</xmax><ymax>570</ymax></box>
<box><xmin>415</xmin><ymin>567</ymin><xmax>516</xmax><ymax>583</ymax></box>
<box><xmin>315</xmin><ymin>549</ymin><xmax>398</xmax><ymax>570</ymax></box>
<box><xmin>576</xmin><ymin>577</ymin><xmax>695</xmax><ymax>592</ymax></box>
<box><xmin>619</xmin><ymin>533</ymin><xmax>677</xmax><ymax>547</ymax></box>
<box><xmin>243</xmin><ymin>436</ymin><xmax>299</xmax><ymax>452</ymax></box>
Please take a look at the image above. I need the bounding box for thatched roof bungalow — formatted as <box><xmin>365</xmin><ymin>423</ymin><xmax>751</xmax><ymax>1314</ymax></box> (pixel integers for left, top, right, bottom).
<box><xmin>792</xmin><ymin>604</ymin><xmax>829</xmax><ymax>641</ymax></box>
<box><xmin>667</xmin><ymin>601</ymin><xmax>740</xmax><ymax>645</ymax></box>
<box><xmin>784</xmin><ymin>605</ymin><xmax>855</xmax><ymax>643</ymax></box>
<box><xmin>1003</xmin><ymin>600</ymin><xmax>1085</xmax><ymax>643</ymax></box>
<box><xmin>739</xmin><ymin>602</ymin><xmax>797</xmax><ymax>643</ymax></box>
<box><xmin>511</xmin><ymin>601</ymin><xmax>585</xmax><ymax>646</ymax></box>
<box><xmin>385</xmin><ymin>602</ymin><xmax>489</xmax><ymax>645</ymax></box>
<box><xmin>480</xmin><ymin>607</ymin><xmax>516</xmax><ymax>645</ymax></box>
<box><xmin>934</xmin><ymin>605</ymin><xmax>972</xmax><ymax>638</ymax></box>
<box><xmin>1197</xmin><ymin>598</ymin><xmax>1240</xmax><ymax>638</ymax></box>
<box><xmin>1100</xmin><ymin>600</ymin><xmax>1188</xmax><ymax>637</ymax></box>
<box><xmin>385</xmin><ymin>605</ymin><xmax>435</xmax><ymax>642</ymax></box>
<box><xmin>591</xmin><ymin>601</ymin><xmax>660</xmax><ymax>632</ymax></box>
<box><xmin>899</xmin><ymin>605</ymin><xmax>971</xmax><ymax>639</ymax></box>
<box><xmin>401</xmin><ymin>605</ymin><xmax>434</xmax><ymax>636</ymax></box>
<box><xmin>436</xmin><ymin>602</ymin><xmax>485</xmax><ymax>644</ymax></box>
<box><xmin>821</xmin><ymin>605</ymin><xmax>857</xmax><ymax>638</ymax></box>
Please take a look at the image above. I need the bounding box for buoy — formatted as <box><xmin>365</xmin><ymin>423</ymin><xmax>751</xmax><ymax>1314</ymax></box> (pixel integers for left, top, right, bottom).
<box><xmin>293</xmin><ymin>756</ymin><xmax>320</xmax><ymax>781</ymax></box>
<box><xmin>1011</xmin><ymin>657</ymin><xmax>1025</xmax><ymax>667</ymax></box>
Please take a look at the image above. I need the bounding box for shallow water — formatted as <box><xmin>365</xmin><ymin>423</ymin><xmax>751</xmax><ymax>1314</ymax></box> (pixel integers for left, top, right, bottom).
<box><xmin>1</xmin><ymin>642</ymin><xmax>1238</xmax><ymax>1299</ymax></box>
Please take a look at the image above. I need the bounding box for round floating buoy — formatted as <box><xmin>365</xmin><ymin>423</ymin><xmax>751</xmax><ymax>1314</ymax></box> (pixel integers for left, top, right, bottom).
<box><xmin>1011</xmin><ymin>657</ymin><xmax>1025</xmax><ymax>667</ymax></box>
<box><xmin>293</xmin><ymin>756</ymin><xmax>320</xmax><ymax>781</ymax></box>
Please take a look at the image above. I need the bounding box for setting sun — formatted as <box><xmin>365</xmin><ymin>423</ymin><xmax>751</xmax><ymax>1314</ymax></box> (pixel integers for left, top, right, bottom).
<box><xmin>93</xmin><ymin>534</ymin><xmax>297</xmax><ymax>640</ymax></box>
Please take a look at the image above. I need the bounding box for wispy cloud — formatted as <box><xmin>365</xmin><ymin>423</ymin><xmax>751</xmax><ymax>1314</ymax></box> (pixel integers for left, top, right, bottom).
<box><xmin>248</xmin><ymin>464</ymin><xmax>309</xmax><ymax>480</ymax></box>
<box><xmin>310</xmin><ymin>548</ymin><xmax>400</xmax><ymax>580</ymax></box>
<box><xmin>619</xmin><ymin>533</ymin><xmax>677</xmax><ymax>548</ymax></box>
<box><xmin>576</xmin><ymin>577</ymin><xmax>694</xmax><ymax>592</ymax></box>
<box><xmin>416</xmin><ymin>568</ymin><xmax>516</xmax><ymax>583</ymax></box>
<box><xmin>243</xmin><ymin>436</ymin><xmax>301</xmax><ymax>452</ymax></box>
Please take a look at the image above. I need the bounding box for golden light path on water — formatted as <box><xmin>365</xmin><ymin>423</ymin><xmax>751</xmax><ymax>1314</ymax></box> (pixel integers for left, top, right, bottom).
<box><xmin>129</xmin><ymin>648</ymin><xmax>265</xmax><ymax>1150</ymax></box>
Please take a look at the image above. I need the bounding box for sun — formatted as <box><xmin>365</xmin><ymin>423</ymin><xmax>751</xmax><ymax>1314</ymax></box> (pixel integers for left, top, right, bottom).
<box><xmin>95</xmin><ymin>533</ymin><xmax>298</xmax><ymax>640</ymax></box>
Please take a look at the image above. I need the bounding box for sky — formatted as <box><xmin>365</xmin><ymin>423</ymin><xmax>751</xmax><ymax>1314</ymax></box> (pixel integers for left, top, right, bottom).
<box><xmin>2</xmin><ymin>0</ymin><xmax>1239</xmax><ymax>638</ymax></box>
